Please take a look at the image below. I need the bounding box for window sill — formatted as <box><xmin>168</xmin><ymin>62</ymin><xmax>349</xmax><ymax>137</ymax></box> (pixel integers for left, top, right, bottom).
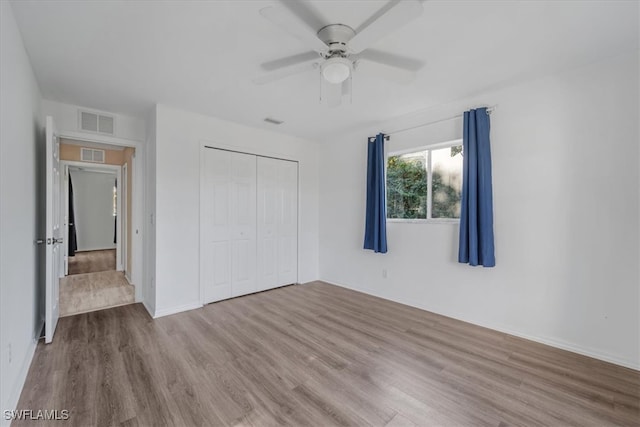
<box><xmin>387</xmin><ymin>218</ymin><xmax>459</xmax><ymax>224</ymax></box>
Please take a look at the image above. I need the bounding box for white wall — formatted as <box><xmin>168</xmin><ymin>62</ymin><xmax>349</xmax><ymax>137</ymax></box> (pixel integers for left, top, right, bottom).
<box><xmin>319</xmin><ymin>51</ymin><xmax>639</xmax><ymax>369</ymax></box>
<box><xmin>69</xmin><ymin>169</ymin><xmax>117</xmax><ymax>252</ymax></box>
<box><xmin>0</xmin><ymin>1</ymin><xmax>43</xmax><ymax>421</ymax></box>
<box><xmin>153</xmin><ymin>104</ymin><xmax>319</xmax><ymax>316</ymax></box>
<box><xmin>42</xmin><ymin>99</ymin><xmax>146</xmax><ymax>143</ymax></box>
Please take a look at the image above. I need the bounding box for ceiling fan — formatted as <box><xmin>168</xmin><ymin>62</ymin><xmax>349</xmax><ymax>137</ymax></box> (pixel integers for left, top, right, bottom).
<box><xmin>254</xmin><ymin>0</ymin><xmax>425</xmax><ymax>107</ymax></box>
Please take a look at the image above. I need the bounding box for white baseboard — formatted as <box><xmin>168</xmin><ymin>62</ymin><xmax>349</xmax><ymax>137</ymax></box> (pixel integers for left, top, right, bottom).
<box><xmin>2</xmin><ymin>338</ymin><xmax>38</xmax><ymax>427</ymax></box>
<box><xmin>141</xmin><ymin>299</ymin><xmax>155</xmax><ymax>318</ymax></box>
<box><xmin>321</xmin><ymin>279</ymin><xmax>640</xmax><ymax>371</ymax></box>
<box><xmin>153</xmin><ymin>301</ymin><xmax>202</xmax><ymax>319</ymax></box>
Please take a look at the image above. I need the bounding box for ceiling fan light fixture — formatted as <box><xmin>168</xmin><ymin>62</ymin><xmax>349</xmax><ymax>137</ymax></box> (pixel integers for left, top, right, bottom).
<box><xmin>321</xmin><ymin>57</ymin><xmax>351</xmax><ymax>84</ymax></box>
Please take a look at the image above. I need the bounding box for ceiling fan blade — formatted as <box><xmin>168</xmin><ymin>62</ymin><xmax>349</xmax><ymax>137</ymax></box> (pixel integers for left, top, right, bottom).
<box><xmin>356</xmin><ymin>49</ymin><xmax>424</xmax><ymax>71</ymax></box>
<box><xmin>356</xmin><ymin>59</ymin><xmax>416</xmax><ymax>84</ymax></box>
<box><xmin>259</xmin><ymin>6</ymin><xmax>328</xmax><ymax>52</ymax></box>
<box><xmin>349</xmin><ymin>0</ymin><xmax>423</xmax><ymax>54</ymax></box>
<box><xmin>260</xmin><ymin>51</ymin><xmax>320</xmax><ymax>72</ymax></box>
<box><xmin>277</xmin><ymin>0</ymin><xmax>326</xmax><ymax>35</ymax></box>
<box><xmin>253</xmin><ymin>62</ymin><xmax>318</xmax><ymax>85</ymax></box>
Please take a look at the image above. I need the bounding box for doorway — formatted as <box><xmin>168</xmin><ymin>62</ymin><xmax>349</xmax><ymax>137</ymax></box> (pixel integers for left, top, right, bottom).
<box><xmin>58</xmin><ymin>139</ymin><xmax>136</xmax><ymax>316</ymax></box>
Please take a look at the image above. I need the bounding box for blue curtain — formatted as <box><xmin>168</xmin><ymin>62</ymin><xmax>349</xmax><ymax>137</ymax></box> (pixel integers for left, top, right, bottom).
<box><xmin>458</xmin><ymin>108</ymin><xmax>495</xmax><ymax>267</ymax></box>
<box><xmin>364</xmin><ymin>133</ymin><xmax>388</xmax><ymax>253</ymax></box>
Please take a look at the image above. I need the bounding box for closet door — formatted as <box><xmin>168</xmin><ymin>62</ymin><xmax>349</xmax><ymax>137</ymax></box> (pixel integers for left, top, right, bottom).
<box><xmin>257</xmin><ymin>157</ymin><xmax>298</xmax><ymax>291</ymax></box>
<box><xmin>230</xmin><ymin>153</ymin><xmax>257</xmax><ymax>297</ymax></box>
<box><xmin>202</xmin><ymin>148</ymin><xmax>257</xmax><ymax>303</ymax></box>
<box><xmin>257</xmin><ymin>157</ymin><xmax>279</xmax><ymax>291</ymax></box>
<box><xmin>202</xmin><ymin>148</ymin><xmax>233</xmax><ymax>303</ymax></box>
<box><xmin>277</xmin><ymin>160</ymin><xmax>298</xmax><ymax>286</ymax></box>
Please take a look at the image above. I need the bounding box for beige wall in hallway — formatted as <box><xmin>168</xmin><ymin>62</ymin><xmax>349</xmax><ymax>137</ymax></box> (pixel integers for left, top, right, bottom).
<box><xmin>60</xmin><ymin>141</ymin><xmax>124</xmax><ymax>165</ymax></box>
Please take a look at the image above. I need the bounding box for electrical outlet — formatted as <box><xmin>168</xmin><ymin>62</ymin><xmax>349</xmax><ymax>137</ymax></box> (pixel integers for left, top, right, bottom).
<box><xmin>382</xmin><ymin>268</ymin><xmax>388</xmax><ymax>279</ymax></box>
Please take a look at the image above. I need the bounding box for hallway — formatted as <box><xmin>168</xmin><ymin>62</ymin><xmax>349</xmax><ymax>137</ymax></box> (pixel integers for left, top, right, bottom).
<box><xmin>68</xmin><ymin>249</ymin><xmax>116</xmax><ymax>275</ymax></box>
<box><xmin>61</xmin><ymin>250</ymin><xmax>134</xmax><ymax>317</ymax></box>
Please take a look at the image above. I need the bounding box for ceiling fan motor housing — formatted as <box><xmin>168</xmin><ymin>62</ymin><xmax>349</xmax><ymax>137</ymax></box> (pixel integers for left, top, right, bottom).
<box><xmin>317</xmin><ymin>24</ymin><xmax>356</xmax><ymax>57</ymax></box>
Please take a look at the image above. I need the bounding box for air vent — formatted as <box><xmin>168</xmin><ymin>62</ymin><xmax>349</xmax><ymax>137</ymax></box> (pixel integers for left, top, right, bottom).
<box><xmin>79</xmin><ymin>110</ymin><xmax>115</xmax><ymax>135</ymax></box>
<box><xmin>264</xmin><ymin>117</ymin><xmax>283</xmax><ymax>125</ymax></box>
<box><xmin>98</xmin><ymin>115</ymin><xmax>114</xmax><ymax>134</ymax></box>
<box><xmin>80</xmin><ymin>148</ymin><xmax>106</xmax><ymax>163</ymax></box>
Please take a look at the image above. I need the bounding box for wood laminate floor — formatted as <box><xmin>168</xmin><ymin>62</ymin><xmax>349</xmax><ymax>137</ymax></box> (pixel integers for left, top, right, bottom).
<box><xmin>68</xmin><ymin>249</ymin><xmax>116</xmax><ymax>275</ymax></box>
<box><xmin>16</xmin><ymin>282</ymin><xmax>639</xmax><ymax>426</ymax></box>
<box><xmin>59</xmin><ymin>270</ymin><xmax>134</xmax><ymax>317</ymax></box>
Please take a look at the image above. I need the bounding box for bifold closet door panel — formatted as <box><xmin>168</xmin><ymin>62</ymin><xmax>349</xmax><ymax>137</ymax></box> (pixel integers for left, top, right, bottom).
<box><xmin>257</xmin><ymin>157</ymin><xmax>298</xmax><ymax>290</ymax></box>
<box><xmin>230</xmin><ymin>152</ymin><xmax>257</xmax><ymax>297</ymax></box>
<box><xmin>202</xmin><ymin>148</ymin><xmax>257</xmax><ymax>303</ymax></box>
<box><xmin>277</xmin><ymin>160</ymin><xmax>298</xmax><ymax>286</ymax></box>
<box><xmin>202</xmin><ymin>148</ymin><xmax>233</xmax><ymax>303</ymax></box>
<box><xmin>257</xmin><ymin>157</ymin><xmax>279</xmax><ymax>292</ymax></box>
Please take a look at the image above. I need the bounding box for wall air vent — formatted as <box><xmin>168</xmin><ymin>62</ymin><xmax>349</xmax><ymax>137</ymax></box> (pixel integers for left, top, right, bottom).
<box><xmin>264</xmin><ymin>117</ymin><xmax>284</xmax><ymax>125</ymax></box>
<box><xmin>79</xmin><ymin>110</ymin><xmax>115</xmax><ymax>135</ymax></box>
<box><xmin>80</xmin><ymin>148</ymin><xmax>106</xmax><ymax>163</ymax></box>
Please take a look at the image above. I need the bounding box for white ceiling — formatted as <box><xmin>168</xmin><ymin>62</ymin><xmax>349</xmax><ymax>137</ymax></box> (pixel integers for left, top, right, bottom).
<box><xmin>10</xmin><ymin>0</ymin><xmax>639</xmax><ymax>142</ymax></box>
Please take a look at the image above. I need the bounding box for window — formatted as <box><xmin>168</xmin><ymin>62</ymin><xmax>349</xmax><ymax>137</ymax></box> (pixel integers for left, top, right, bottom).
<box><xmin>113</xmin><ymin>184</ymin><xmax>117</xmax><ymax>217</ymax></box>
<box><xmin>386</xmin><ymin>141</ymin><xmax>463</xmax><ymax>221</ymax></box>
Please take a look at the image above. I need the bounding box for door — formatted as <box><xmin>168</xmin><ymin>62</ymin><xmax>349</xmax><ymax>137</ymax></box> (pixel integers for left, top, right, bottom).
<box><xmin>257</xmin><ymin>157</ymin><xmax>298</xmax><ymax>290</ymax></box>
<box><xmin>202</xmin><ymin>148</ymin><xmax>257</xmax><ymax>303</ymax></box>
<box><xmin>257</xmin><ymin>157</ymin><xmax>279</xmax><ymax>291</ymax></box>
<box><xmin>202</xmin><ymin>149</ymin><xmax>232</xmax><ymax>303</ymax></box>
<box><xmin>230</xmin><ymin>153</ymin><xmax>257</xmax><ymax>297</ymax></box>
<box><xmin>277</xmin><ymin>160</ymin><xmax>298</xmax><ymax>285</ymax></box>
<box><xmin>45</xmin><ymin>116</ymin><xmax>62</xmax><ymax>343</ymax></box>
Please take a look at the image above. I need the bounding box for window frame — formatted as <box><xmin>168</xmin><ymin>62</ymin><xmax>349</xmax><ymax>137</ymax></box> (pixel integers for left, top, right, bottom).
<box><xmin>386</xmin><ymin>139</ymin><xmax>463</xmax><ymax>224</ymax></box>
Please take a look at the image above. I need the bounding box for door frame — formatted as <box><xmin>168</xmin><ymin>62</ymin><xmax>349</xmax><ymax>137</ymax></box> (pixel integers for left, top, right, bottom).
<box><xmin>122</xmin><ymin>162</ymin><xmax>129</xmax><ymax>281</ymax></box>
<box><xmin>61</xmin><ymin>160</ymin><xmax>123</xmax><ymax>271</ymax></box>
<box><xmin>56</xmin><ymin>132</ymin><xmax>144</xmax><ymax>304</ymax></box>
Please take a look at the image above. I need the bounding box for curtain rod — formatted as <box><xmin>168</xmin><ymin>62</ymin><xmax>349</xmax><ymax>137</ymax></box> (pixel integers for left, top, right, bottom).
<box><xmin>370</xmin><ymin>106</ymin><xmax>496</xmax><ymax>140</ymax></box>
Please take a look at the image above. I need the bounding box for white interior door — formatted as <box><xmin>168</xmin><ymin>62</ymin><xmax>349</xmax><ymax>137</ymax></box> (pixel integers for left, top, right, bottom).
<box><xmin>202</xmin><ymin>149</ymin><xmax>257</xmax><ymax>302</ymax></box>
<box><xmin>277</xmin><ymin>160</ymin><xmax>298</xmax><ymax>286</ymax></box>
<box><xmin>45</xmin><ymin>116</ymin><xmax>62</xmax><ymax>343</ymax></box>
<box><xmin>230</xmin><ymin>152</ymin><xmax>257</xmax><ymax>297</ymax></box>
<box><xmin>202</xmin><ymin>149</ymin><xmax>296</xmax><ymax>303</ymax></box>
<box><xmin>257</xmin><ymin>157</ymin><xmax>279</xmax><ymax>291</ymax></box>
<box><xmin>257</xmin><ymin>157</ymin><xmax>298</xmax><ymax>290</ymax></box>
<box><xmin>202</xmin><ymin>149</ymin><xmax>233</xmax><ymax>303</ymax></box>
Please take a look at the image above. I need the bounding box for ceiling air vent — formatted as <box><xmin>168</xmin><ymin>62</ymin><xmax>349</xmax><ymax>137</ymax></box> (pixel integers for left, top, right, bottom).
<box><xmin>264</xmin><ymin>117</ymin><xmax>283</xmax><ymax>125</ymax></box>
<box><xmin>79</xmin><ymin>110</ymin><xmax>115</xmax><ymax>135</ymax></box>
<box><xmin>80</xmin><ymin>148</ymin><xmax>106</xmax><ymax>163</ymax></box>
